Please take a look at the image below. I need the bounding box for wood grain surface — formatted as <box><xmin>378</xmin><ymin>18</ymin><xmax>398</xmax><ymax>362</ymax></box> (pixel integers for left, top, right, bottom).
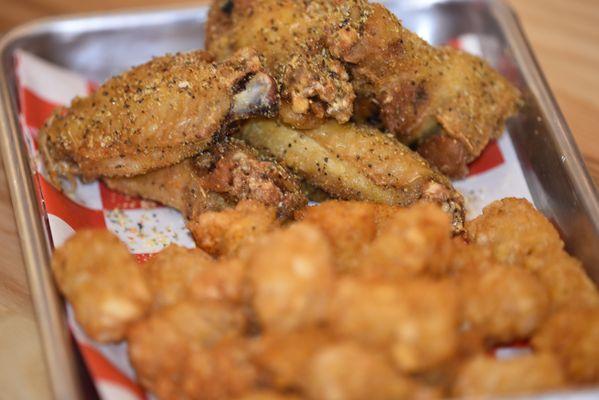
<box><xmin>1</xmin><ymin>0</ymin><xmax>598</xmax><ymax>398</ymax></box>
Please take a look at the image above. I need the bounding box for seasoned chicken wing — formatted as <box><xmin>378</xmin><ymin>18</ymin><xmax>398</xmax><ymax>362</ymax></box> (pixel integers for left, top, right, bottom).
<box><xmin>208</xmin><ymin>0</ymin><xmax>520</xmax><ymax>176</ymax></box>
<box><xmin>105</xmin><ymin>138</ymin><xmax>307</xmax><ymax>219</ymax></box>
<box><xmin>334</xmin><ymin>3</ymin><xmax>520</xmax><ymax>177</ymax></box>
<box><xmin>207</xmin><ymin>0</ymin><xmax>359</xmax><ymax>128</ymax></box>
<box><xmin>240</xmin><ymin>119</ymin><xmax>464</xmax><ymax>231</ymax></box>
<box><xmin>40</xmin><ymin>48</ymin><xmax>278</xmax><ymax>188</ymax></box>
<box><xmin>51</xmin><ymin>230</ymin><xmax>151</xmax><ymax>342</ymax></box>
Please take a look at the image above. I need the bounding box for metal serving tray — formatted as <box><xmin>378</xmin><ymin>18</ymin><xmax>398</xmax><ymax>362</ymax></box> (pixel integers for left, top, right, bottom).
<box><xmin>1</xmin><ymin>1</ymin><xmax>598</xmax><ymax>399</ymax></box>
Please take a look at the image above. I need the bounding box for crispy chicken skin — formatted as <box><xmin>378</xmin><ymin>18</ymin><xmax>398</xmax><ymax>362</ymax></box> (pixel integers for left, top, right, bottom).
<box><xmin>335</xmin><ymin>3</ymin><xmax>520</xmax><ymax>177</ymax></box>
<box><xmin>208</xmin><ymin>0</ymin><xmax>520</xmax><ymax>177</ymax></box>
<box><xmin>39</xmin><ymin>48</ymin><xmax>278</xmax><ymax>188</ymax></box>
<box><xmin>51</xmin><ymin>230</ymin><xmax>151</xmax><ymax>342</ymax></box>
<box><xmin>105</xmin><ymin>138</ymin><xmax>307</xmax><ymax>219</ymax></box>
<box><xmin>207</xmin><ymin>0</ymin><xmax>359</xmax><ymax>128</ymax></box>
<box><xmin>240</xmin><ymin>119</ymin><xmax>464</xmax><ymax>231</ymax></box>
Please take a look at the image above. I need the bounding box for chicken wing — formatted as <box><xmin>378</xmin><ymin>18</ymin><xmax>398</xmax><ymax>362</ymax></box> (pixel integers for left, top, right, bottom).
<box><xmin>207</xmin><ymin>1</ymin><xmax>520</xmax><ymax>177</ymax></box>
<box><xmin>206</xmin><ymin>0</ymin><xmax>360</xmax><ymax>128</ymax></box>
<box><xmin>334</xmin><ymin>3</ymin><xmax>521</xmax><ymax>177</ymax></box>
<box><xmin>239</xmin><ymin>119</ymin><xmax>465</xmax><ymax>231</ymax></box>
<box><xmin>105</xmin><ymin>138</ymin><xmax>307</xmax><ymax>219</ymax></box>
<box><xmin>39</xmin><ymin>48</ymin><xmax>278</xmax><ymax>188</ymax></box>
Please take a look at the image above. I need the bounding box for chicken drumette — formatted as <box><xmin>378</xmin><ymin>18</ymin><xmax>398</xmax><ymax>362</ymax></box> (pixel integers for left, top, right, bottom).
<box><xmin>39</xmin><ymin>48</ymin><xmax>278</xmax><ymax>189</ymax></box>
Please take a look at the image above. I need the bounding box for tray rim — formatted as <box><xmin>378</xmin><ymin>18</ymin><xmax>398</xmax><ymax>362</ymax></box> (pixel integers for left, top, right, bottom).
<box><xmin>1</xmin><ymin>1</ymin><xmax>597</xmax><ymax>399</ymax></box>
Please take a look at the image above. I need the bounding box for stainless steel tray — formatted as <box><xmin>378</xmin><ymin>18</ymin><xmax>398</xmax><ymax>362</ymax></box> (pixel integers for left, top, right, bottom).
<box><xmin>1</xmin><ymin>1</ymin><xmax>598</xmax><ymax>399</ymax></box>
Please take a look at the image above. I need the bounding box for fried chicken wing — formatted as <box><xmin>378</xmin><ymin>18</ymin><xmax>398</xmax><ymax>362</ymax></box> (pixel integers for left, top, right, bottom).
<box><xmin>51</xmin><ymin>230</ymin><xmax>150</xmax><ymax>342</ymax></box>
<box><xmin>105</xmin><ymin>138</ymin><xmax>307</xmax><ymax>219</ymax></box>
<box><xmin>240</xmin><ymin>119</ymin><xmax>464</xmax><ymax>231</ymax></box>
<box><xmin>208</xmin><ymin>0</ymin><xmax>520</xmax><ymax>176</ymax></box>
<box><xmin>453</xmin><ymin>354</ymin><xmax>565</xmax><ymax>397</ymax></box>
<box><xmin>329</xmin><ymin>278</ymin><xmax>459</xmax><ymax>373</ymax></box>
<box><xmin>533</xmin><ymin>308</ymin><xmax>599</xmax><ymax>384</ymax></box>
<box><xmin>40</xmin><ymin>48</ymin><xmax>278</xmax><ymax>188</ymax></box>
<box><xmin>207</xmin><ymin>0</ymin><xmax>359</xmax><ymax>128</ymax></box>
<box><xmin>334</xmin><ymin>3</ymin><xmax>520</xmax><ymax>177</ymax></box>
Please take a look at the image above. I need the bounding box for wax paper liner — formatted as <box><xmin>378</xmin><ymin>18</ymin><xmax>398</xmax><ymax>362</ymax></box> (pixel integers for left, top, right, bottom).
<box><xmin>14</xmin><ymin>34</ymin><xmax>532</xmax><ymax>400</ymax></box>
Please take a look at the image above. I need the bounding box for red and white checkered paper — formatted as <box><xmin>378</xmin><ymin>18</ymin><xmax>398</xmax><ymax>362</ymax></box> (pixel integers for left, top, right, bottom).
<box><xmin>14</xmin><ymin>35</ymin><xmax>532</xmax><ymax>399</ymax></box>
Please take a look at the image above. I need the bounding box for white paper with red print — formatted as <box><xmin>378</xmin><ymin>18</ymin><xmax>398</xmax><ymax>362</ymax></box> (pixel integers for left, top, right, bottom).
<box><xmin>13</xmin><ymin>34</ymin><xmax>532</xmax><ymax>399</ymax></box>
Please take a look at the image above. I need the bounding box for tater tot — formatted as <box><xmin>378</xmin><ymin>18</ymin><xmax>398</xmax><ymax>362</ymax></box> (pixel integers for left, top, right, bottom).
<box><xmin>296</xmin><ymin>201</ymin><xmax>379</xmax><ymax>271</ymax></box>
<box><xmin>453</xmin><ymin>353</ymin><xmax>565</xmax><ymax>397</ymax></box>
<box><xmin>533</xmin><ymin>308</ymin><xmax>599</xmax><ymax>384</ymax></box>
<box><xmin>247</xmin><ymin>223</ymin><xmax>335</xmax><ymax>332</ymax></box>
<box><xmin>303</xmin><ymin>341</ymin><xmax>417</xmax><ymax>400</ymax></box>
<box><xmin>461</xmin><ymin>266</ymin><xmax>550</xmax><ymax>343</ymax></box>
<box><xmin>52</xmin><ymin>230</ymin><xmax>151</xmax><ymax>342</ymax></box>
<box><xmin>144</xmin><ymin>245</ymin><xmax>214</xmax><ymax>309</ymax></box>
<box><xmin>329</xmin><ymin>278</ymin><xmax>459</xmax><ymax>373</ymax></box>
<box><xmin>359</xmin><ymin>203</ymin><xmax>453</xmax><ymax>279</ymax></box>
<box><xmin>188</xmin><ymin>200</ymin><xmax>279</xmax><ymax>257</ymax></box>
<box><xmin>127</xmin><ymin>300</ymin><xmax>246</xmax><ymax>399</ymax></box>
<box><xmin>467</xmin><ymin>198</ymin><xmax>563</xmax><ymax>265</ymax></box>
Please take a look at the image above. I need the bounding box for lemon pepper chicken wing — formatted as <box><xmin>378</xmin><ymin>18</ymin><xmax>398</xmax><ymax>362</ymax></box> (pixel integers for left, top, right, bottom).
<box><xmin>39</xmin><ymin>48</ymin><xmax>278</xmax><ymax>188</ymax></box>
<box><xmin>334</xmin><ymin>3</ymin><xmax>520</xmax><ymax>177</ymax></box>
<box><xmin>207</xmin><ymin>0</ymin><xmax>360</xmax><ymax>128</ymax></box>
<box><xmin>240</xmin><ymin>119</ymin><xmax>464</xmax><ymax>231</ymax></box>
<box><xmin>105</xmin><ymin>138</ymin><xmax>307</xmax><ymax>219</ymax></box>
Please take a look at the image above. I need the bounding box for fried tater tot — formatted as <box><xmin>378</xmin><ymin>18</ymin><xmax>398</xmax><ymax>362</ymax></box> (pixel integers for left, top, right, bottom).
<box><xmin>247</xmin><ymin>223</ymin><xmax>335</xmax><ymax>332</ymax></box>
<box><xmin>453</xmin><ymin>354</ymin><xmax>565</xmax><ymax>397</ymax></box>
<box><xmin>359</xmin><ymin>203</ymin><xmax>453</xmax><ymax>279</ymax></box>
<box><xmin>51</xmin><ymin>230</ymin><xmax>150</xmax><ymax>342</ymax></box>
<box><xmin>187</xmin><ymin>200</ymin><xmax>280</xmax><ymax>257</ymax></box>
<box><xmin>189</xmin><ymin>258</ymin><xmax>248</xmax><ymax>304</ymax></box>
<box><xmin>183</xmin><ymin>338</ymin><xmax>259</xmax><ymax>400</ymax></box>
<box><xmin>233</xmin><ymin>391</ymin><xmax>303</xmax><ymax>400</ymax></box>
<box><xmin>526</xmin><ymin>251</ymin><xmax>599</xmax><ymax>310</ymax></box>
<box><xmin>303</xmin><ymin>341</ymin><xmax>417</xmax><ymax>400</ymax></box>
<box><xmin>296</xmin><ymin>201</ymin><xmax>379</xmax><ymax>272</ymax></box>
<box><xmin>254</xmin><ymin>328</ymin><xmax>332</xmax><ymax>390</ymax></box>
<box><xmin>467</xmin><ymin>198</ymin><xmax>564</xmax><ymax>265</ymax></box>
<box><xmin>461</xmin><ymin>266</ymin><xmax>550</xmax><ymax>343</ymax></box>
<box><xmin>533</xmin><ymin>308</ymin><xmax>599</xmax><ymax>384</ymax></box>
<box><xmin>143</xmin><ymin>245</ymin><xmax>214</xmax><ymax>309</ymax></box>
<box><xmin>329</xmin><ymin>278</ymin><xmax>459</xmax><ymax>373</ymax></box>
<box><xmin>127</xmin><ymin>300</ymin><xmax>246</xmax><ymax>399</ymax></box>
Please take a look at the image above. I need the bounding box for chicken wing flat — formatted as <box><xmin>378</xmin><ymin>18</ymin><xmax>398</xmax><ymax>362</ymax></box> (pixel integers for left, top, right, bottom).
<box><xmin>39</xmin><ymin>48</ymin><xmax>278</xmax><ymax>188</ymax></box>
<box><xmin>206</xmin><ymin>0</ymin><xmax>359</xmax><ymax>129</ymax></box>
<box><xmin>207</xmin><ymin>0</ymin><xmax>520</xmax><ymax>177</ymax></box>
<box><xmin>334</xmin><ymin>3</ymin><xmax>521</xmax><ymax>177</ymax></box>
<box><xmin>104</xmin><ymin>138</ymin><xmax>307</xmax><ymax>219</ymax></box>
<box><xmin>240</xmin><ymin>119</ymin><xmax>465</xmax><ymax>231</ymax></box>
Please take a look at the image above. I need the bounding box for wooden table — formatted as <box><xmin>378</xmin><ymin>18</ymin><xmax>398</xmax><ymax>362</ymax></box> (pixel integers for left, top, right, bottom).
<box><xmin>1</xmin><ymin>0</ymin><xmax>598</xmax><ymax>398</ymax></box>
